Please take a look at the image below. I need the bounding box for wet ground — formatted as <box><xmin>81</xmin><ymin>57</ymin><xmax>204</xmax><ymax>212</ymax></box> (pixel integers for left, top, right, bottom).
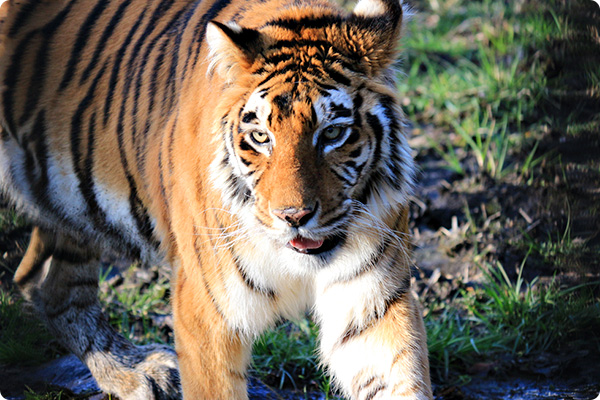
<box><xmin>1</xmin><ymin>352</ymin><xmax>598</xmax><ymax>399</ymax></box>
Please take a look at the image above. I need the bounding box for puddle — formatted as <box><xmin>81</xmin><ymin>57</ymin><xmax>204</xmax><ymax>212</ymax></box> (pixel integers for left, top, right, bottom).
<box><xmin>450</xmin><ymin>376</ymin><xmax>600</xmax><ymax>400</ymax></box>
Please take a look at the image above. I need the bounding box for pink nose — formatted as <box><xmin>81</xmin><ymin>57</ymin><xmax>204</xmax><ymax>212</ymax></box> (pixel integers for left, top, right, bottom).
<box><xmin>272</xmin><ymin>207</ymin><xmax>316</xmax><ymax>227</ymax></box>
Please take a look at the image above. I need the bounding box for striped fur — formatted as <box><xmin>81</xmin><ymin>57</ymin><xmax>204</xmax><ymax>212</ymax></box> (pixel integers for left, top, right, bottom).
<box><xmin>0</xmin><ymin>0</ymin><xmax>432</xmax><ymax>399</ymax></box>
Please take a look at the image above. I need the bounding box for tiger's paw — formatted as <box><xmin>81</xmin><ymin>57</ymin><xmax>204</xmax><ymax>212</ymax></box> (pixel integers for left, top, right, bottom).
<box><xmin>95</xmin><ymin>344</ymin><xmax>181</xmax><ymax>400</ymax></box>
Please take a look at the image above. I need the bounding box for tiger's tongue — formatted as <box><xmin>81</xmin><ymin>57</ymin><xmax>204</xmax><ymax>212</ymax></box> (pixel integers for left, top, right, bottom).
<box><xmin>290</xmin><ymin>237</ymin><xmax>324</xmax><ymax>250</ymax></box>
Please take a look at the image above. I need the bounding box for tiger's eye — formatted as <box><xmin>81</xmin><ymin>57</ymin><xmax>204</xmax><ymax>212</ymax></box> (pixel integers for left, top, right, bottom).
<box><xmin>251</xmin><ymin>131</ymin><xmax>270</xmax><ymax>144</ymax></box>
<box><xmin>323</xmin><ymin>126</ymin><xmax>344</xmax><ymax>141</ymax></box>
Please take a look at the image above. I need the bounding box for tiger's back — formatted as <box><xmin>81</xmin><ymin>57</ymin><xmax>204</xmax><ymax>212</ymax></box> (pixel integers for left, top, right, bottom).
<box><xmin>0</xmin><ymin>0</ymin><xmax>210</xmax><ymax>260</ymax></box>
<box><xmin>0</xmin><ymin>0</ymin><xmax>433</xmax><ymax>399</ymax></box>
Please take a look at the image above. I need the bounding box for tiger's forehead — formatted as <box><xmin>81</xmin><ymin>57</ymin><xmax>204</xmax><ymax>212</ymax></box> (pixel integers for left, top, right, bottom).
<box><xmin>242</xmin><ymin>86</ymin><xmax>354</xmax><ymax>130</ymax></box>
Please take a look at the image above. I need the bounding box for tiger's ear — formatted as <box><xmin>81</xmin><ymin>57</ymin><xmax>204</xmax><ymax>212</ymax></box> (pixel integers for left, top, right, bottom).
<box><xmin>346</xmin><ymin>0</ymin><xmax>405</xmax><ymax>76</ymax></box>
<box><xmin>206</xmin><ymin>21</ymin><xmax>265</xmax><ymax>80</ymax></box>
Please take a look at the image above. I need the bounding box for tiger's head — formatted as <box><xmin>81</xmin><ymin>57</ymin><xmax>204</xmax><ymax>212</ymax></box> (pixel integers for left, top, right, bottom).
<box><xmin>207</xmin><ymin>0</ymin><xmax>414</xmax><ymax>262</ymax></box>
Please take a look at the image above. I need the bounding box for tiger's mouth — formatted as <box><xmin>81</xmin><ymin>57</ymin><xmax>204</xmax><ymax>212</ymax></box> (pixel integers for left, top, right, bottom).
<box><xmin>287</xmin><ymin>235</ymin><xmax>343</xmax><ymax>255</ymax></box>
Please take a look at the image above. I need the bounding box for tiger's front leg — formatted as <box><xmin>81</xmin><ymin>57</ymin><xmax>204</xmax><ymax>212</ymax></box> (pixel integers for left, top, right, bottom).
<box><xmin>315</xmin><ymin>273</ymin><xmax>433</xmax><ymax>400</ymax></box>
<box><xmin>14</xmin><ymin>227</ymin><xmax>180</xmax><ymax>400</ymax></box>
<box><xmin>172</xmin><ymin>264</ymin><xmax>253</xmax><ymax>400</ymax></box>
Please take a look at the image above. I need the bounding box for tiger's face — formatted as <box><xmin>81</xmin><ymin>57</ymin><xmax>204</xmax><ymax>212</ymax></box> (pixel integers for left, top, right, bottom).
<box><xmin>233</xmin><ymin>83</ymin><xmax>364</xmax><ymax>256</ymax></box>
<box><xmin>207</xmin><ymin>2</ymin><xmax>414</xmax><ymax>260</ymax></box>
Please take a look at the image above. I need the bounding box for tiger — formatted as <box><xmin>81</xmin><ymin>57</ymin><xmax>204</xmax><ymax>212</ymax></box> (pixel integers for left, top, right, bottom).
<box><xmin>0</xmin><ymin>0</ymin><xmax>433</xmax><ymax>398</ymax></box>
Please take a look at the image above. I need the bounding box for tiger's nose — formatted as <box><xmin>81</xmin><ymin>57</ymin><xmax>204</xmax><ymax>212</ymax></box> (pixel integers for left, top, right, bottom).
<box><xmin>272</xmin><ymin>205</ymin><xmax>317</xmax><ymax>227</ymax></box>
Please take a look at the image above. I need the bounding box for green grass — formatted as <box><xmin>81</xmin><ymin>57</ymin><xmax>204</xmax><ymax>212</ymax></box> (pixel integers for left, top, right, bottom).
<box><xmin>426</xmin><ymin>260</ymin><xmax>600</xmax><ymax>383</ymax></box>
<box><xmin>251</xmin><ymin>319</ymin><xmax>328</xmax><ymax>392</ymax></box>
<box><xmin>98</xmin><ymin>265</ymin><xmax>173</xmax><ymax>346</ymax></box>
<box><xmin>0</xmin><ymin>289</ymin><xmax>59</xmax><ymax>366</ymax></box>
<box><xmin>399</xmin><ymin>0</ymin><xmax>549</xmax><ymax>179</ymax></box>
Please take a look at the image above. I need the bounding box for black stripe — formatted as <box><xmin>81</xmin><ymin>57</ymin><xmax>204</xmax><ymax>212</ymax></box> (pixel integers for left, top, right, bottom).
<box><xmin>18</xmin><ymin>0</ymin><xmax>77</xmax><ymax>125</ymax></box>
<box><xmin>3</xmin><ymin>32</ymin><xmax>39</xmax><ymax>137</ymax></box>
<box><xmin>320</xmin><ymin>207</ymin><xmax>349</xmax><ymax>229</ymax></box>
<box><xmin>242</xmin><ymin>112</ymin><xmax>258</xmax><ymax>124</ymax></box>
<box><xmin>148</xmin><ymin>39</ymin><xmax>170</xmax><ymax>116</ymax></box>
<box><xmin>59</xmin><ymin>0</ymin><xmax>110</xmax><ymax>91</ymax></box>
<box><xmin>380</xmin><ymin>282</ymin><xmax>409</xmax><ymax>319</ymax></box>
<box><xmin>103</xmin><ymin>8</ymin><xmax>148</xmax><ymax>126</ymax></box>
<box><xmin>269</xmin><ymin>39</ymin><xmax>335</xmax><ymax>52</ymax></box>
<box><xmin>126</xmin><ymin>0</ymin><xmax>174</xmax><ymax>79</ymax></box>
<box><xmin>255</xmin><ymin>63</ymin><xmax>297</xmax><ymax>89</ymax></box>
<box><xmin>380</xmin><ymin>97</ymin><xmax>406</xmax><ymax>190</ymax></box>
<box><xmin>124</xmin><ymin>0</ymin><xmax>174</xmax><ymax>124</ymax></box>
<box><xmin>353</xmin><ymin>92</ymin><xmax>364</xmax><ymax>127</ymax></box>
<box><xmin>116</xmin><ymin>110</ymin><xmax>160</xmax><ymax>249</ymax></box>
<box><xmin>263</xmin><ymin>15</ymin><xmax>343</xmax><ymax>32</ymax></box>
<box><xmin>313</xmin><ymin>80</ymin><xmax>337</xmax><ymax>92</ymax></box>
<box><xmin>325</xmin><ymin>67</ymin><xmax>351</xmax><ymax>86</ymax></box>
<box><xmin>187</xmin><ymin>0</ymin><xmax>233</xmax><ymax>69</ymax></box>
<box><xmin>329</xmin><ymin>166</ymin><xmax>353</xmax><ymax>186</ymax></box>
<box><xmin>263</xmin><ymin>52</ymin><xmax>295</xmax><ymax>66</ymax></box>
<box><xmin>331</xmin><ymin>103</ymin><xmax>352</xmax><ymax>118</ymax></box>
<box><xmin>71</xmin><ymin>63</ymin><xmax>107</xmax><ymax>200</ymax></box>
<box><xmin>344</xmin><ymin>160</ymin><xmax>357</xmax><ymax>169</ymax></box>
<box><xmin>69</xmin><ymin>62</ymin><xmax>134</xmax><ymax>251</ymax></box>
<box><xmin>358</xmin><ymin>170</ymin><xmax>382</xmax><ymax>204</ymax></box>
<box><xmin>80</xmin><ymin>0</ymin><xmax>133</xmax><ymax>85</ymax></box>
<box><xmin>131</xmin><ymin>6</ymin><xmax>187</xmax><ymax>164</ymax></box>
<box><xmin>239</xmin><ymin>156</ymin><xmax>252</xmax><ymax>167</ymax></box>
<box><xmin>90</xmin><ymin>112</ymin><xmax>144</xmax><ymax>256</ymax></box>
<box><xmin>157</xmin><ymin>117</ymin><xmax>177</xmax><ymax>222</ymax></box>
<box><xmin>25</xmin><ymin>111</ymin><xmax>52</xmax><ymax>214</ymax></box>
<box><xmin>273</xmin><ymin>94</ymin><xmax>292</xmax><ymax>116</ymax></box>
<box><xmin>163</xmin><ymin>2</ymin><xmax>203</xmax><ymax>113</ymax></box>
<box><xmin>339</xmin><ymin>281</ymin><xmax>408</xmax><ymax>346</ymax></box>
<box><xmin>234</xmin><ymin>260</ymin><xmax>276</xmax><ymax>299</ymax></box>
<box><xmin>114</xmin><ymin>41</ymin><xmax>161</xmax><ymax>252</ymax></box>
<box><xmin>364</xmin><ymin>384</ymin><xmax>387</xmax><ymax>400</ymax></box>
<box><xmin>148</xmin><ymin>377</ymin><xmax>163</xmax><ymax>400</ymax></box>
<box><xmin>349</xmin><ymin>147</ymin><xmax>362</xmax><ymax>157</ymax></box>
<box><xmin>366</xmin><ymin>113</ymin><xmax>384</xmax><ymax>164</ymax></box>
<box><xmin>7</xmin><ymin>0</ymin><xmax>38</xmax><ymax>37</ymax></box>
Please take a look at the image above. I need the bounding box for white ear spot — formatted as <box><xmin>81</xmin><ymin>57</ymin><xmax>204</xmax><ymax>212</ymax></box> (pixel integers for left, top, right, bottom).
<box><xmin>353</xmin><ymin>0</ymin><xmax>391</xmax><ymax>17</ymax></box>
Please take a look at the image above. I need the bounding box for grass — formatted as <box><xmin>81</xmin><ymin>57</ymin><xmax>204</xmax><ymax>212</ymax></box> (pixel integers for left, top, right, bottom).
<box><xmin>425</xmin><ymin>261</ymin><xmax>600</xmax><ymax>383</ymax></box>
<box><xmin>399</xmin><ymin>0</ymin><xmax>548</xmax><ymax>179</ymax></box>
<box><xmin>0</xmin><ymin>289</ymin><xmax>60</xmax><ymax>366</ymax></box>
<box><xmin>251</xmin><ymin>319</ymin><xmax>327</xmax><ymax>392</ymax></box>
<box><xmin>98</xmin><ymin>265</ymin><xmax>173</xmax><ymax>346</ymax></box>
